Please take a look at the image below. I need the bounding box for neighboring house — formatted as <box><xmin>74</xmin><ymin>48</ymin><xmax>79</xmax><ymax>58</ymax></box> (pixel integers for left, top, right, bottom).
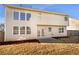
<box><xmin>67</xmin><ymin>17</ymin><xmax>79</xmax><ymax>30</ymax></box>
<box><xmin>67</xmin><ymin>17</ymin><xmax>79</xmax><ymax>36</ymax></box>
<box><xmin>4</xmin><ymin>5</ymin><xmax>69</xmax><ymax>42</ymax></box>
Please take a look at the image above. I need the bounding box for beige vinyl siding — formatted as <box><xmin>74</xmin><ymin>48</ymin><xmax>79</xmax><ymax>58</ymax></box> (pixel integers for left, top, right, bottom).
<box><xmin>5</xmin><ymin>6</ymin><xmax>68</xmax><ymax>41</ymax></box>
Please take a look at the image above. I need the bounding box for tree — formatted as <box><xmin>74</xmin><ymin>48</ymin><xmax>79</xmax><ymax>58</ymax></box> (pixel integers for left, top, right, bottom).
<box><xmin>0</xmin><ymin>24</ymin><xmax>4</xmax><ymax>32</ymax></box>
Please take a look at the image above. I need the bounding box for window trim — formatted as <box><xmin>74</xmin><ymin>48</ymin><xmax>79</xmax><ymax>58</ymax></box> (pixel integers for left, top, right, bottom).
<box><xmin>20</xmin><ymin>12</ymin><xmax>25</xmax><ymax>21</ymax></box>
<box><xmin>13</xmin><ymin>11</ymin><xmax>19</xmax><ymax>20</ymax></box>
<box><xmin>20</xmin><ymin>26</ymin><xmax>25</xmax><ymax>35</ymax></box>
<box><xmin>13</xmin><ymin>11</ymin><xmax>31</xmax><ymax>21</ymax></box>
<box><xmin>26</xmin><ymin>13</ymin><xmax>31</xmax><ymax>21</ymax></box>
<box><xmin>48</xmin><ymin>27</ymin><xmax>52</xmax><ymax>32</ymax></box>
<box><xmin>13</xmin><ymin>26</ymin><xmax>19</xmax><ymax>35</ymax></box>
<box><xmin>59</xmin><ymin>27</ymin><xmax>64</xmax><ymax>33</ymax></box>
<box><xmin>26</xmin><ymin>26</ymin><xmax>31</xmax><ymax>34</ymax></box>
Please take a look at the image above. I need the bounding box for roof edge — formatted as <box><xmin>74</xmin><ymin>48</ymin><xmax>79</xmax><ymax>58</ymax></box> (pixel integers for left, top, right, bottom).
<box><xmin>5</xmin><ymin>5</ymin><xmax>69</xmax><ymax>16</ymax></box>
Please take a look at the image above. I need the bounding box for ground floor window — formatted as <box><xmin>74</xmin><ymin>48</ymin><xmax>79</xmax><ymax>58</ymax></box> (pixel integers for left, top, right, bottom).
<box><xmin>20</xmin><ymin>26</ymin><xmax>25</xmax><ymax>34</ymax></box>
<box><xmin>48</xmin><ymin>27</ymin><xmax>52</xmax><ymax>32</ymax></box>
<box><xmin>26</xmin><ymin>27</ymin><xmax>31</xmax><ymax>34</ymax></box>
<box><xmin>13</xmin><ymin>26</ymin><xmax>31</xmax><ymax>35</ymax></box>
<box><xmin>59</xmin><ymin>27</ymin><xmax>64</xmax><ymax>33</ymax></box>
<box><xmin>13</xmin><ymin>26</ymin><xmax>19</xmax><ymax>35</ymax></box>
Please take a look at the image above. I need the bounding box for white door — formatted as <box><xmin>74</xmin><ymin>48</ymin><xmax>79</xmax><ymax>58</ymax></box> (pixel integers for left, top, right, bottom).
<box><xmin>41</xmin><ymin>29</ymin><xmax>44</xmax><ymax>36</ymax></box>
<box><xmin>37</xmin><ymin>29</ymin><xmax>45</xmax><ymax>37</ymax></box>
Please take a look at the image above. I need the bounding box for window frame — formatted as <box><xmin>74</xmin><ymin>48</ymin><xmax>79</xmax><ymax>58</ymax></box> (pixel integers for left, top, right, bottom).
<box><xmin>20</xmin><ymin>12</ymin><xmax>25</xmax><ymax>20</ymax></box>
<box><xmin>59</xmin><ymin>27</ymin><xmax>64</xmax><ymax>33</ymax></box>
<box><xmin>13</xmin><ymin>11</ymin><xmax>19</xmax><ymax>20</ymax></box>
<box><xmin>26</xmin><ymin>26</ymin><xmax>31</xmax><ymax>34</ymax></box>
<box><xmin>48</xmin><ymin>27</ymin><xmax>52</xmax><ymax>32</ymax></box>
<box><xmin>13</xmin><ymin>26</ymin><xmax>19</xmax><ymax>35</ymax></box>
<box><xmin>20</xmin><ymin>26</ymin><xmax>25</xmax><ymax>35</ymax></box>
<box><xmin>26</xmin><ymin>13</ymin><xmax>31</xmax><ymax>21</ymax></box>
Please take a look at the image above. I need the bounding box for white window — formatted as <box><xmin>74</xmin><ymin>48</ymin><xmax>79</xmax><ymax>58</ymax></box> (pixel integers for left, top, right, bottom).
<box><xmin>26</xmin><ymin>13</ymin><xmax>31</xmax><ymax>21</ymax></box>
<box><xmin>59</xmin><ymin>27</ymin><xmax>64</xmax><ymax>33</ymax></box>
<box><xmin>26</xmin><ymin>27</ymin><xmax>31</xmax><ymax>34</ymax></box>
<box><xmin>20</xmin><ymin>12</ymin><xmax>25</xmax><ymax>20</ymax></box>
<box><xmin>13</xmin><ymin>26</ymin><xmax>19</xmax><ymax>35</ymax></box>
<box><xmin>13</xmin><ymin>11</ymin><xmax>31</xmax><ymax>21</ymax></box>
<box><xmin>48</xmin><ymin>27</ymin><xmax>52</xmax><ymax>32</ymax></box>
<box><xmin>20</xmin><ymin>26</ymin><xmax>25</xmax><ymax>34</ymax></box>
<box><xmin>13</xmin><ymin>11</ymin><xmax>19</xmax><ymax>20</ymax></box>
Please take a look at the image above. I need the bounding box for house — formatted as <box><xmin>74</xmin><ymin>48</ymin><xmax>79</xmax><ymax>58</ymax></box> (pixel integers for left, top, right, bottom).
<box><xmin>67</xmin><ymin>17</ymin><xmax>79</xmax><ymax>30</ymax></box>
<box><xmin>4</xmin><ymin>5</ymin><xmax>69</xmax><ymax>42</ymax></box>
<box><xmin>67</xmin><ymin>17</ymin><xmax>79</xmax><ymax>36</ymax></box>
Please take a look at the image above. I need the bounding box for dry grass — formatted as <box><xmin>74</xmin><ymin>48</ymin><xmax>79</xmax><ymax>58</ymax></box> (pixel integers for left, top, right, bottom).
<box><xmin>0</xmin><ymin>43</ymin><xmax>79</xmax><ymax>55</ymax></box>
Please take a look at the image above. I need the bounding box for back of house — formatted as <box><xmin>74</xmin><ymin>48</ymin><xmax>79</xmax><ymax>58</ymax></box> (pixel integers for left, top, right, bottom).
<box><xmin>4</xmin><ymin>5</ymin><xmax>69</xmax><ymax>42</ymax></box>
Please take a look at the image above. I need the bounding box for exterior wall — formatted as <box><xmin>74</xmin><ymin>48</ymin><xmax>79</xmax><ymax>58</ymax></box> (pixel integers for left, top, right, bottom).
<box><xmin>37</xmin><ymin>25</ymin><xmax>67</xmax><ymax>38</ymax></box>
<box><xmin>37</xmin><ymin>13</ymin><xmax>68</xmax><ymax>26</ymax></box>
<box><xmin>5</xmin><ymin>6</ymin><xmax>68</xmax><ymax>42</ymax></box>
<box><xmin>5</xmin><ymin>7</ymin><xmax>38</xmax><ymax>41</ymax></box>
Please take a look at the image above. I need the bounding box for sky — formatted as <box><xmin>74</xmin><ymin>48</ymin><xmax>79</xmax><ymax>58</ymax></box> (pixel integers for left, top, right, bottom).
<box><xmin>0</xmin><ymin>4</ymin><xmax>79</xmax><ymax>24</ymax></box>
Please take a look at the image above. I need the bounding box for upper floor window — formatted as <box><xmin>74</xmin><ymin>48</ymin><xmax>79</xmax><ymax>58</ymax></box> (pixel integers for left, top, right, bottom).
<box><xmin>13</xmin><ymin>12</ymin><xmax>19</xmax><ymax>20</ymax></box>
<box><xmin>20</xmin><ymin>12</ymin><xmax>25</xmax><ymax>20</ymax></box>
<box><xmin>59</xmin><ymin>27</ymin><xmax>64</xmax><ymax>33</ymax></box>
<box><xmin>64</xmin><ymin>16</ymin><xmax>68</xmax><ymax>21</ymax></box>
<box><xmin>13</xmin><ymin>11</ymin><xmax>31</xmax><ymax>21</ymax></box>
<box><xmin>13</xmin><ymin>26</ymin><xmax>19</xmax><ymax>35</ymax></box>
<box><xmin>48</xmin><ymin>27</ymin><xmax>52</xmax><ymax>32</ymax></box>
<box><xmin>26</xmin><ymin>13</ymin><xmax>31</xmax><ymax>21</ymax></box>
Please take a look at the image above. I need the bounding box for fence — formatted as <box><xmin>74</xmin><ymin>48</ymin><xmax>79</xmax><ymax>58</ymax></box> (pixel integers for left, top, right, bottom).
<box><xmin>67</xmin><ymin>30</ymin><xmax>79</xmax><ymax>36</ymax></box>
<box><xmin>0</xmin><ymin>31</ymin><xmax>4</xmax><ymax>42</ymax></box>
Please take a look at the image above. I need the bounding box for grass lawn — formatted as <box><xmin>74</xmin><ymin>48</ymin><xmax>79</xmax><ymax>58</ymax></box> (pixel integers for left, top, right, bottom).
<box><xmin>0</xmin><ymin>43</ymin><xmax>79</xmax><ymax>55</ymax></box>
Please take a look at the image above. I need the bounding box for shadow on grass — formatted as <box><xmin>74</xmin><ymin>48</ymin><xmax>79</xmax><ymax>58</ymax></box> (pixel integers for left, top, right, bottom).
<box><xmin>0</xmin><ymin>39</ymin><xmax>40</xmax><ymax>45</ymax></box>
